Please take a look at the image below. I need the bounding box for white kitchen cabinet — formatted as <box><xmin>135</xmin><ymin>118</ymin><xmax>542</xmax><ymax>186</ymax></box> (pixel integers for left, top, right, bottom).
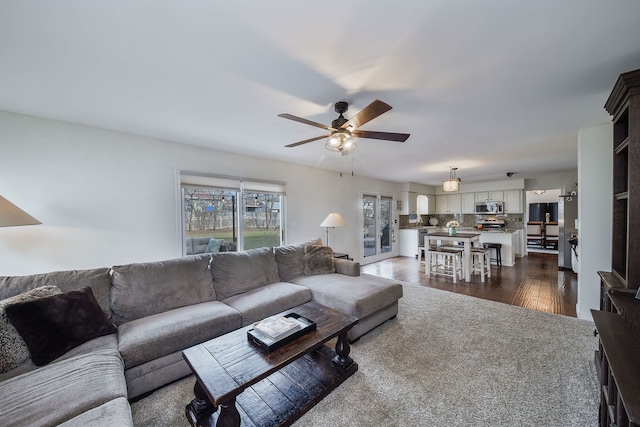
<box><xmin>427</xmin><ymin>194</ymin><xmax>436</xmax><ymax>214</ymax></box>
<box><xmin>504</xmin><ymin>189</ymin><xmax>523</xmax><ymax>213</ymax></box>
<box><xmin>462</xmin><ymin>193</ymin><xmax>475</xmax><ymax>214</ymax></box>
<box><xmin>475</xmin><ymin>191</ymin><xmax>504</xmax><ymax>202</ymax></box>
<box><xmin>399</xmin><ymin>229</ymin><xmax>418</xmax><ymax>257</ymax></box>
<box><xmin>436</xmin><ymin>194</ymin><xmax>461</xmax><ymax>214</ymax></box>
<box><xmin>417</xmin><ymin>195</ymin><xmax>429</xmax><ymax>215</ymax></box>
<box><xmin>399</xmin><ymin>191</ymin><xmax>417</xmax><ymax>215</ymax></box>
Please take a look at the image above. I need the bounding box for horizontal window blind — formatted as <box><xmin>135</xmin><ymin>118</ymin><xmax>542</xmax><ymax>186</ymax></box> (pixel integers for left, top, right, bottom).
<box><xmin>179</xmin><ymin>171</ymin><xmax>285</xmax><ymax>194</ymax></box>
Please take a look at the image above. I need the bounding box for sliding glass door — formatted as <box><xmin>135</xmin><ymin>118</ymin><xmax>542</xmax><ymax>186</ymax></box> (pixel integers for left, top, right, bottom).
<box><xmin>362</xmin><ymin>194</ymin><xmax>394</xmax><ymax>262</ymax></box>
<box><xmin>242</xmin><ymin>192</ymin><xmax>282</xmax><ymax>250</ymax></box>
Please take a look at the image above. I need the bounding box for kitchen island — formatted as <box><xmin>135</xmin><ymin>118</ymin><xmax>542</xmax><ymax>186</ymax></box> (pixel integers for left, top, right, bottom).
<box><xmin>399</xmin><ymin>227</ymin><xmax>520</xmax><ymax>267</ymax></box>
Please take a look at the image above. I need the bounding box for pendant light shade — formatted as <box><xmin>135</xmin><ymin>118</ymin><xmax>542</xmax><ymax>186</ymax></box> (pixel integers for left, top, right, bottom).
<box><xmin>442</xmin><ymin>167</ymin><xmax>460</xmax><ymax>192</ymax></box>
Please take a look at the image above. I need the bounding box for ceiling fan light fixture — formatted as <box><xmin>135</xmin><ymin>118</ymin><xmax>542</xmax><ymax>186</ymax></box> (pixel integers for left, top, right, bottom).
<box><xmin>442</xmin><ymin>167</ymin><xmax>460</xmax><ymax>192</ymax></box>
<box><xmin>325</xmin><ymin>130</ymin><xmax>356</xmax><ymax>154</ymax></box>
<box><xmin>341</xmin><ymin>138</ymin><xmax>357</xmax><ymax>155</ymax></box>
<box><xmin>325</xmin><ymin>134</ymin><xmax>342</xmax><ymax>152</ymax></box>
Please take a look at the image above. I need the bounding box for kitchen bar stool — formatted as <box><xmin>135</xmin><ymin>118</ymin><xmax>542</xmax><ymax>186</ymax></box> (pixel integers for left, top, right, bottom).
<box><xmin>470</xmin><ymin>247</ymin><xmax>491</xmax><ymax>282</ymax></box>
<box><xmin>426</xmin><ymin>247</ymin><xmax>463</xmax><ymax>283</ymax></box>
<box><xmin>482</xmin><ymin>242</ymin><xmax>502</xmax><ymax>266</ymax></box>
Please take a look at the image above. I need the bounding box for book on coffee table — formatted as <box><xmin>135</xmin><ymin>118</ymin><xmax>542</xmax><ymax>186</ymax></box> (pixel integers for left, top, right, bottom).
<box><xmin>248</xmin><ymin>313</ymin><xmax>317</xmax><ymax>352</ymax></box>
<box><xmin>253</xmin><ymin>315</ymin><xmax>301</xmax><ymax>341</ymax></box>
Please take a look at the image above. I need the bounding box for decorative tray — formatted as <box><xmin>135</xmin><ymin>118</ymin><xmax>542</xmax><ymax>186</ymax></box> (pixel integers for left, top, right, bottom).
<box><xmin>247</xmin><ymin>313</ymin><xmax>316</xmax><ymax>353</ymax></box>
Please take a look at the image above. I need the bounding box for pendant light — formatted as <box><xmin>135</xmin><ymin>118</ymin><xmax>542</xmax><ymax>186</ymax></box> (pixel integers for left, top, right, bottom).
<box><xmin>442</xmin><ymin>167</ymin><xmax>460</xmax><ymax>192</ymax></box>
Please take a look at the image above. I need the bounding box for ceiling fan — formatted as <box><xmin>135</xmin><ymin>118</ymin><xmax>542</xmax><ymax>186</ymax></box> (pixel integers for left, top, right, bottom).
<box><xmin>278</xmin><ymin>99</ymin><xmax>410</xmax><ymax>155</ymax></box>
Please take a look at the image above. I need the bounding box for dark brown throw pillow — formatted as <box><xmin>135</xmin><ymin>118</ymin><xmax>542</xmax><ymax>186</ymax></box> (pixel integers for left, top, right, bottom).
<box><xmin>304</xmin><ymin>245</ymin><xmax>335</xmax><ymax>276</ymax></box>
<box><xmin>5</xmin><ymin>287</ymin><xmax>117</xmax><ymax>366</ymax></box>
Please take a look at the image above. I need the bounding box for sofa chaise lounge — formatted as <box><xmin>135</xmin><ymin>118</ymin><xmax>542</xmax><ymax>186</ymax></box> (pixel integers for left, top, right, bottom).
<box><xmin>0</xmin><ymin>239</ymin><xmax>402</xmax><ymax>426</ymax></box>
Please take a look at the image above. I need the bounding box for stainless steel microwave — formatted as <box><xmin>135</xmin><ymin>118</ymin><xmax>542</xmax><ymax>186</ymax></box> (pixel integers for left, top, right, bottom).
<box><xmin>475</xmin><ymin>201</ymin><xmax>504</xmax><ymax>214</ymax></box>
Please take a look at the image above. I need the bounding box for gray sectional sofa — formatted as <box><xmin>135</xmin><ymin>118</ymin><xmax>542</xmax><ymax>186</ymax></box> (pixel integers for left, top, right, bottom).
<box><xmin>0</xmin><ymin>239</ymin><xmax>402</xmax><ymax>426</ymax></box>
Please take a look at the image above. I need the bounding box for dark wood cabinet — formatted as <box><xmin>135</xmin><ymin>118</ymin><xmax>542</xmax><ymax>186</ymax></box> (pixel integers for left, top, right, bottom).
<box><xmin>593</xmin><ymin>272</ymin><xmax>640</xmax><ymax>427</ymax></box>
<box><xmin>594</xmin><ymin>68</ymin><xmax>640</xmax><ymax>427</ymax></box>
<box><xmin>604</xmin><ymin>68</ymin><xmax>640</xmax><ymax>289</ymax></box>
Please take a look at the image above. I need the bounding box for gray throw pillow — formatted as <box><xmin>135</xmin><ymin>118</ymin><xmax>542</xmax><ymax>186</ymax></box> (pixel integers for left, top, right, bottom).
<box><xmin>0</xmin><ymin>285</ymin><xmax>62</xmax><ymax>373</ymax></box>
<box><xmin>275</xmin><ymin>238</ymin><xmax>322</xmax><ymax>281</ymax></box>
<box><xmin>304</xmin><ymin>245</ymin><xmax>335</xmax><ymax>276</ymax></box>
<box><xmin>211</xmin><ymin>246</ymin><xmax>280</xmax><ymax>299</ymax></box>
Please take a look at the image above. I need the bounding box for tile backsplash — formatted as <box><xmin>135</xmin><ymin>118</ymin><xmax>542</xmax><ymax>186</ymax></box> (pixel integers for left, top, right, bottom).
<box><xmin>399</xmin><ymin>214</ymin><xmax>523</xmax><ymax>229</ymax></box>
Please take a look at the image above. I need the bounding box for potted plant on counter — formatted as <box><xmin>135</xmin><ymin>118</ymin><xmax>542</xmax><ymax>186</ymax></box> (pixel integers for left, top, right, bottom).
<box><xmin>446</xmin><ymin>220</ymin><xmax>459</xmax><ymax>236</ymax></box>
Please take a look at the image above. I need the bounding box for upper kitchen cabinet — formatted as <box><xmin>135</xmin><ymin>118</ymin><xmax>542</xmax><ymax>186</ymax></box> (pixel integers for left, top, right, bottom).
<box><xmin>399</xmin><ymin>191</ymin><xmax>417</xmax><ymax>215</ymax></box>
<box><xmin>436</xmin><ymin>194</ymin><xmax>462</xmax><ymax>214</ymax></box>
<box><xmin>604</xmin><ymin>68</ymin><xmax>640</xmax><ymax>289</ymax></box>
<box><xmin>475</xmin><ymin>191</ymin><xmax>504</xmax><ymax>202</ymax></box>
<box><xmin>427</xmin><ymin>194</ymin><xmax>436</xmax><ymax>215</ymax></box>
<box><xmin>417</xmin><ymin>195</ymin><xmax>427</xmax><ymax>215</ymax></box>
<box><xmin>462</xmin><ymin>193</ymin><xmax>476</xmax><ymax>214</ymax></box>
<box><xmin>504</xmin><ymin>190</ymin><xmax>523</xmax><ymax>213</ymax></box>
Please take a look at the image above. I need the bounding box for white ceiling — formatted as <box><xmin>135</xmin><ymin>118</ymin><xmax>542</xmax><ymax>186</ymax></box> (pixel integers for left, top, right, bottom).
<box><xmin>1</xmin><ymin>1</ymin><xmax>640</xmax><ymax>185</ymax></box>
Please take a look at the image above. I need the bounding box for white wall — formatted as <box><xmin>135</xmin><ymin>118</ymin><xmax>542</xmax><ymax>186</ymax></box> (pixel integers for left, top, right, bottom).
<box><xmin>0</xmin><ymin>111</ymin><xmax>399</xmax><ymax>275</ymax></box>
<box><xmin>576</xmin><ymin>122</ymin><xmax>612</xmax><ymax>320</ymax></box>
<box><xmin>525</xmin><ymin>171</ymin><xmax>578</xmax><ymax>194</ymax></box>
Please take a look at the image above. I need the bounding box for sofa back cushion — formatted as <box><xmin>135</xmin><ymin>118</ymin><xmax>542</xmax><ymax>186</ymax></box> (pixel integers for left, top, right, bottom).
<box><xmin>0</xmin><ymin>268</ymin><xmax>112</xmax><ymax>319</ymax></box>
<box><xmin>211</xmin><ymin>247</ymin><xmax>280</xmax><ymax>299</ymax></box>
<box><xmin>274</xmin><ymin>238</ymin><xmax>322</xmax><ymax>282</ymax></box>
<box><xmin>110</xmin><ymin>254</ymin><xmax>214</xmax><ymax>326</ymax></box>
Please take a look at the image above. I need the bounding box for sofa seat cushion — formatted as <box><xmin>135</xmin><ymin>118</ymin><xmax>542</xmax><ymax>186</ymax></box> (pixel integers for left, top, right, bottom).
<box><xmin>58</xmin><ymin>397</ymin><xmax>133</xmax><ymax>427</ymax></box>
<box><xmin>0</xmin><ymin>348</ymin><xmax>127</xmax><ymax>427</ymax></box>
<box><xmin>110</xmin><ymin>254</ymin><xmax>215</xmax><ymax>326</ymax></box>
<box><xmin>290</xmin><ymin>273</ymin><xmax>403</xmax><ymax>319</ymax></box>
<box><xmin>211</xmin><ymin>247</ymin><xmax>280</xmax><ymax>299</ymax></box>
<box><xmin>0</xmin><ymin>334</ymin><xmax>118</xmax><ymax>382</ymax></box>
<box><xmin>222</xmin><ymin>282</ymin><xmax>312</xmax><ymax>326</ymax></box>
<box><xmin>117</xmin><ymin>301</ymin><xmax>241</xmax><ymax>368</ymax></box>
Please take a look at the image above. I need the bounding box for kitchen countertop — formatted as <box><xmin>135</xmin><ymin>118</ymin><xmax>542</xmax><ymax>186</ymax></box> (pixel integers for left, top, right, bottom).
<box><xmin>401</xmin><ymin>226</ymin><xmax>522</xmax><ymax>234</ymax></box>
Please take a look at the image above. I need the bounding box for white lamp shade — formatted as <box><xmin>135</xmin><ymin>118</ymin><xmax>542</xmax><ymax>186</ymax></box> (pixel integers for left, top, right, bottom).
<box><xmin>0</xmin><ymin>196</ymin><xmax>41</xmax><ymax>227</ymax></box>
<box><xmin>320</xmin><ymin>213</ymin><xmax>348</xmax><ymax>228</ymax></box>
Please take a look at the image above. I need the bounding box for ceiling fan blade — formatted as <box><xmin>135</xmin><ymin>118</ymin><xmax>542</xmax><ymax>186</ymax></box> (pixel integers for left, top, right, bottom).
<box><xmin>284</xmin><ymin>134</ymin><xmax>330</xmax><ymax>148</ymax></box>
<box><xmin>352</xmin><ymin>129</ymin><xmax>410</xmax><ymax>142</ymax></box>
<box><xmin>278</xmin><ymin>113</ymin><xmax>335</xmax><ymax>131</ymax></box>
<box><xmin>341</xmin><ymin>99</ymin><xmax>392</xmax><ymax>130</ymax></box>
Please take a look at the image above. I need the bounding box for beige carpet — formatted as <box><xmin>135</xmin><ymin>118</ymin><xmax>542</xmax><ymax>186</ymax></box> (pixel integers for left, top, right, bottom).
<box><xmin>131</xmin><ymin>284</ymin><xmax>599</xmax><ymax>426</ymax></box>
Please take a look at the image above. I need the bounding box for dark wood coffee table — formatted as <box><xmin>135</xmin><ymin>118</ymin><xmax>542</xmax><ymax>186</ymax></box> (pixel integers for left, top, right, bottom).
<box><xmin>182</xmin><ymin>301</ymin><xmax>359</xmax><ymax>427</ymax></box>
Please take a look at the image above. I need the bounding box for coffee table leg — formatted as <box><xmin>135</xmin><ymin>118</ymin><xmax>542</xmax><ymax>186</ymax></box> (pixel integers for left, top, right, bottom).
<box><xmin>216</xmin><ymin>396</ymin><xmax>241</xmax><ymax>427</ymax></box>
<box><xmin>332</xmin><ymin>332</ymin><xmax>354</xmax><ymax>370</ymax></box>
<box><xmin>186</xmin><ymin>380</ymin><xmax>216</xmax><ymax>426</ymax></box>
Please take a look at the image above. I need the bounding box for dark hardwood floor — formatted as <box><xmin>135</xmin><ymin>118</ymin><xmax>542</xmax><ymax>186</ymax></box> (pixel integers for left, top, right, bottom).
<box><xmin>361</xmin><ymin>252</ymin><xmax>578</xmax><ymax>317</ymax></box>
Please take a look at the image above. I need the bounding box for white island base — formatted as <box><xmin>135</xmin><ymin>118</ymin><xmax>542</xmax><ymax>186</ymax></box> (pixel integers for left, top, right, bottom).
<box><xmin>478</xmin><ymin>232</ymin><xmax>516</xmax><ymax>267</ymax></box>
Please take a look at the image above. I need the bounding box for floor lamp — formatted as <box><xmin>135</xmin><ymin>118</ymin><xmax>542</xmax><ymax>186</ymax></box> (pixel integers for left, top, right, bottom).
<box><xmin>320</xmin><ymin>213</ymin><xmax>347</xmax><ymax>247</ymax></box>
<box><xmin>0</xmin><ymin>196</ymin><xmax>41</xmax><ymax>227</ymax></box>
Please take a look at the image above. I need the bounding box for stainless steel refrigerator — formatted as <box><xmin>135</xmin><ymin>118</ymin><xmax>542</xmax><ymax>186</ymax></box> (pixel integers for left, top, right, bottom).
<box><xmin>558</xmin><ymin>197</ymin><xmax>578</xmax><ymax>269</ymax></box>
